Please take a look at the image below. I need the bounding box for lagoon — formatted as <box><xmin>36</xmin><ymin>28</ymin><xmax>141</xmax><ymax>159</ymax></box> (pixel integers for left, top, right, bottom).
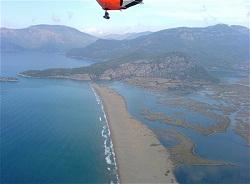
<box><xmin>101</xmin><ymin>81</ymin><xmax>249</xmax><ymax>183</ymax></box>
<box><xmin>1</xmin><ymin>51</ymin><xmax>249</xmax><ymax>183</ymax></box>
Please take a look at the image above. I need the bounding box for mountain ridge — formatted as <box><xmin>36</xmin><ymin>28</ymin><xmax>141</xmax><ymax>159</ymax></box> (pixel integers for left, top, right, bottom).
<box><xmin>1</xmin><ymin>24</ymin><xmax>249</xmax><ymax>73</ymax></box>
<box><xmin>66</xmin><ymin>24</ymin><xmax>249</xmax><ymax>72</ymax></box>
<box><xmin>101</xmin><ymin>31</ymin><xmax>152</xmax><ymax>40</ymax></box>
<box><xmin>1</xmin><ymin>25</ymin><xmax>98</xmax><ymax>51</ymax></box>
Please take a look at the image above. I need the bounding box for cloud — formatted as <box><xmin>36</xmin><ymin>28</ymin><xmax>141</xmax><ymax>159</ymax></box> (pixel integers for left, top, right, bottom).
<box><xmin>83</xmin><ymin>27</ymin><xmax>104</xmax><ymax>35</ymax></box>
<box><xmin>203</xmin><ymin>14</ymin><xmax>218</xmax><ymax>25</ymax></box>
<box><xmin>52</xmin><ymin>14</ymin><xmax>61</xmax><ymax>22</ymax></box>
<box><xmin>67</xmin><ymin>12</ymin><xmax>74</xmax><ymax>19</ymax></box>
<box><xmin>143</xmin><ymin>0</ymin><xmax>249</xmax><ymax>23</ymax></box>
<box><xmin>201</xmin><ymin>5</ymin><xmax>207</xmax><ymax>12</ymax></box>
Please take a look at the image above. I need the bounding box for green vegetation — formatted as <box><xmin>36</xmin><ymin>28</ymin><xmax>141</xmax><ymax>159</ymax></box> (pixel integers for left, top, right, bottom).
<box><xmin>140</xmin><ymin>108</ymin><xmax>230</xmax><ymax>136</ymax></box>
<box><xmin>20</xmin><ymin>50</ymin><xmax>219</xmax><ymax>84</ymax></box>
<box><xmin>67</xmin><ymin>24</ymin><xmax>249</xmax><ymax>72</ymax></box>
<box><xmin>20</xmin><ymin>49</ymin><xmax>155</xmax><ymax>77</ymax></box>
<box><xmin>156</xmin><ymin>129</ymin><xmax>230</xmax><ymax>166</ymax></box>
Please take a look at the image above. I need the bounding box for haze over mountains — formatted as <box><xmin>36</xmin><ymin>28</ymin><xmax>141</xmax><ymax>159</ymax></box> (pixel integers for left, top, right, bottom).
<box><xmin>66</xmin><ymin>24</ymin><xmax>249</xmax><ymax>72</ymax></box>
<box><xmin>1</xmin><ymin>24</ymin><xmax>249</xmax><ymax>74</ymax></box>
<box><xmin>101</xmin><ymin>31</ymin><xmax>152</xmax><ymax>40</ymax></box>
<box><xmin>0</xmin><ymin>25</ymin><xmax>151</xmax><ymax>51</ymax></box>
<box><xmin>1</xmin><ymin>25</ymin><xmax>98</xmax><ymax>51</ymax></box>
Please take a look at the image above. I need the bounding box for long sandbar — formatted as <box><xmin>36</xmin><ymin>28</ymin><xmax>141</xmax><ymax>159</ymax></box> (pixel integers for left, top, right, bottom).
<box><xmin>91</xmin><ymin>83</ymin><xmax>177</xmax><ymax>183</ymax></box>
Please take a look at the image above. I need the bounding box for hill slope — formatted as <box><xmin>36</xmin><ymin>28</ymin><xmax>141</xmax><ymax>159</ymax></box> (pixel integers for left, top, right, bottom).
<box><xmin>66</xmin><ymin>24</ymin><xmax>249</xmax><ymax>72</ymax></box>
<box><xmin>0</xmin><ymin>40</ymin><xmax>26</xmax><ymax>51</ymax></box>
<box><xmin>102</xmin><ymin>31</ymin><xmax>152</xmax><ymax>40</ymax></box>
<box><xmin>0</xmin><ymin>25</ymin><xmax>98</xmax><ymax>51</ymax></box>
<box><xmin>20</xmin><ymin>51</ymin><xmax>219</xmax><ymax>84</ymax></box>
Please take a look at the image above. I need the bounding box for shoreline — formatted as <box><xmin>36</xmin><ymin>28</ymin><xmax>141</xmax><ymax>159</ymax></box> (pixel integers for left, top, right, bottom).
<box><xmin>156</xmin><ymin>129</ymin><xmax>233</xmax><ymax>166</ymax></box>
<box><xmin>0</xmin><ymin>77</ymin><xmax>19</xmax><ymax>82</ymax></box>
<box><xmin>140</xmin><ymin>109</ymin><xmax>231</xmax><ymax>136</ymax></box>
<box><xmin>91</xmin><ymin>83</ymin><xmax>177</xmax><ymax>183</ymax></box>
<box><xmin>18</xmin><ymin>73</ymin><xmax>92</xmax><ymax>81</ymax></box>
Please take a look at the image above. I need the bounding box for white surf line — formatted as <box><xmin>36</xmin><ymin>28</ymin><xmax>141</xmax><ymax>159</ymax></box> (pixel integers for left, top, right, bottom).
<box><xmin>90</xmin><ymin>83</ymin><xmax>120</xmax><ymax>184</ymax></box>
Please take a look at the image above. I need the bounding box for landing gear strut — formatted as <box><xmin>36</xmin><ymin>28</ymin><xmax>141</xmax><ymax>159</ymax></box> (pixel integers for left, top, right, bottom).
<box><xmin>103</xmin><ymin>10</ymin><xmax>110</xmax><ymax>19</ymax></box>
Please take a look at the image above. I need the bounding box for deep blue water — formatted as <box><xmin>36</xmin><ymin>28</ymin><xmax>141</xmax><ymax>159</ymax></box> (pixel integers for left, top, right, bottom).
<box><xmin>1</xmin><ymin>52</ymin><xmax>249</xmax><ymax>183</ymax></box>
<box><xmin>1</xmin><ymin>51</ymin><xmax>99</xmax><ymax>77</ymax></box>
<box><xmin>1</xmin><ymin>52</ymin><xmax>118</xmax><ymax>183</ymax></box>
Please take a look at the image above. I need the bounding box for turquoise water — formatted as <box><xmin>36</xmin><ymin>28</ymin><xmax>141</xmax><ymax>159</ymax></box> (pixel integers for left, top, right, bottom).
<box><xmin>1</xmin><ymin>52</ymin><xmax>249</xmax><ymax>183</ymax></box>
<box><xmin>1</xmin><ymin>52</ymin><xmax>118</xmax><ymax>183</ymax></box>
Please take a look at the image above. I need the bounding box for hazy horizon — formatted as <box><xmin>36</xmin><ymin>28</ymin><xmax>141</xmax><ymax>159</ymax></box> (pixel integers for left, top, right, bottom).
<box><xmin>2</xmin><ymin>0</ymin><xmax>249</xmax><ymax>36</ymax></box>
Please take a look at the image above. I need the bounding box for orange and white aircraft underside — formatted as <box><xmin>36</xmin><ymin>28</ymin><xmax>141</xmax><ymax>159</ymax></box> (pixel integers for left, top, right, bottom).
<box><xmin>96</xmin><ymin>0</ymin><xmax>143</xmax><ymax>19</ymax></box>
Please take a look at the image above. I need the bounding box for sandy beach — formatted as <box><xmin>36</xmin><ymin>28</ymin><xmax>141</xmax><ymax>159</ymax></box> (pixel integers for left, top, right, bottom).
<box><xmin>91</xmin><ymin>83</ymin><xmax>177</xmax><ymax>183</ymax></box>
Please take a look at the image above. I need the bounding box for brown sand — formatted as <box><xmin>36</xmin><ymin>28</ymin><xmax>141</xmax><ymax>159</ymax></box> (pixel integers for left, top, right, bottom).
<box><xmin>91</xmin><ymin>83</ymin><xmax>177</xmax><ymax>183</ymax></box>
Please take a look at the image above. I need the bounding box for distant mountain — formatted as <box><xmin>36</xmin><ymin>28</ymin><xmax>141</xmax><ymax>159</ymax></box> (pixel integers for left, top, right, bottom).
<box><xmin>20</xmin><ymin>51</ymin><xmax>219</xmax><ymax>84</ymax></box>
<box><xmin>0</xmin><ymin>39</ymin><xmax>26</xmax><ymax>51</ymax></box>
<box><xmin>125</xmin><ymin>31</ymin><xmax>152</xmax><ymax>40</ymax></box>
<box><xmin>102</xmin><ymin>31</ymin><xmax>152</xmax><ymax>40</ymax></box>
<box><xmin>1</xmin><ymin>25</ymin><xmax>98</xmax><ymax>51</ymax></box>
<box><xmin>101</xmin><ymin>33</ymin><xmax>134</xmax><ymax>40</ymax></box>
<box><xmin>66</xmin><ymin>24</ymin><xmax>249</xmax><ymax>72</ymax></box>
<box><xmin>231</xmin><ymin>25</ymin><xmax>249</xmax><ymax>35</ymax></box>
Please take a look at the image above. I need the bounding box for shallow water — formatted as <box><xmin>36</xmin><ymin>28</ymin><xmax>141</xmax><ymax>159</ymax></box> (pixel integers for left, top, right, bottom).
<box><xmin>101</xmin><ymin>81</ymin><xmax>250</xmax><ymax>184</ymax></box>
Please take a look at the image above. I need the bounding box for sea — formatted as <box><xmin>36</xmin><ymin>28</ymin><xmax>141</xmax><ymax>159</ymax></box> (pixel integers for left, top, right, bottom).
<box><xmin>1</xmin><ymin>51</ymin><xmax>249</xmax><ymax>183</ymax></box>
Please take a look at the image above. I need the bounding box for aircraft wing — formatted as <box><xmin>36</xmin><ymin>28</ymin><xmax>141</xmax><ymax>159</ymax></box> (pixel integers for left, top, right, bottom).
<box><xmin>121</xmin><ymin>0</ymin><xmax>143</xmax><ymax>9</ymax></box>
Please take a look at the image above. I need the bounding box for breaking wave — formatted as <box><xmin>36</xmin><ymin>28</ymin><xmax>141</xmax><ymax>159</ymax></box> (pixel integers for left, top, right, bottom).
<box><xmin>90</xmin><ymin>83</ymin><xmax>120</xmax><ymax>184</ymax></box>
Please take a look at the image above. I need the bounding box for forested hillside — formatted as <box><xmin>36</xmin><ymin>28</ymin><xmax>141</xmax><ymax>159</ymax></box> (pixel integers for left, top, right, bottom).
<box><xmin>66</xmin><ymin>24</ymin><xmax>249</xmax><ymax>72</ymax></box>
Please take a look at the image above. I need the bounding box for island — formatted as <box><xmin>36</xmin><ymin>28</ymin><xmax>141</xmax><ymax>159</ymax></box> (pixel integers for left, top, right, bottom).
<box><xmin>0</xmin><ymin>77</ymin><xmax>19</xmax><ymax>82</ymax></box>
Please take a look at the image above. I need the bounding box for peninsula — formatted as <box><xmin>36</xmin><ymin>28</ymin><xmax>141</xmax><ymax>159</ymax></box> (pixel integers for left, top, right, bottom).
<box><xmin>91</xmin><ymin>83</ymin><xmax>177</xmax><ymax>183</ymax></box>
<box><xmin>19</xmin><ymin>51</ymin><xmax>219</xmax><ymax>85</ymax></box>
<box><xmin>156</xmin><ymin>129</ymin><xmax>231</xmax><ymax>166</ymax></box>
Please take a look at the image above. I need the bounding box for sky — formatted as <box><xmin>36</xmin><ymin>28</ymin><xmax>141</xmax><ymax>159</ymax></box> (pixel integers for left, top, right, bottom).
<box><xmin>1</xmin><ymin>0</ymin><xmax>250</xmax><ymax>36</ymax></box>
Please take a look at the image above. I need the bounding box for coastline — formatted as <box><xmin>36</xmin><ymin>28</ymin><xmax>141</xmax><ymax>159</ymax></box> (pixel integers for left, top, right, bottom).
<box><xmin>91</xmin><ymin>83</ymin><xmax>177</xmax><ymax>183</ymax></box>
<box><xmin>0</xmin><ymin>77</ymin><xmax>19</xmax><ymax>82</ymax></box>
<box><xmin>156</xmin><ymin>129</ymin><xmax>233</xmax><ymax>166</ymax></box>
<box><xmin>140</xmin><ymin>108</ymin><xmax>231</xmax><ymax>136</ymax></box>
<box><xmin>18</xmin><ymin>73</ymin><xmax>92</xmax><ymax>80</ymax></box>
